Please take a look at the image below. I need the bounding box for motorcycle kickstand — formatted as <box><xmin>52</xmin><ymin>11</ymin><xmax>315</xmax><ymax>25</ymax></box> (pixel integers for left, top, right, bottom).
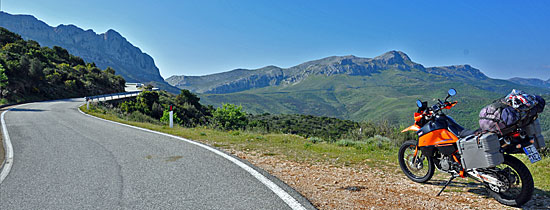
<box><xmin>436</xmin><ymin>175</ymin><xmax>457</xmax><ymax>196</ymax></box>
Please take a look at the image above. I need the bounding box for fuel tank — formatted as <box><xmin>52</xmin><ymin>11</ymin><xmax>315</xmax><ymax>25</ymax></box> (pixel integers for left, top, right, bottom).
<box><xmin>417</xmin><ymin>114</ymin><xmax>464</xmax><ymax>147</ymax></box>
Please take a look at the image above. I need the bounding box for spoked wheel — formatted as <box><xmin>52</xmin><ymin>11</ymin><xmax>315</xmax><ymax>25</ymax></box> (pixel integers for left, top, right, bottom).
<box><xmin>398</xmin><ymin>140</ymin><xmax>434</xmax><ymax>183</ymax></box>
<box><xmin>487</xmin><ymin>154</ymin><xmax>534</xmax><ymax>207</ymax></box>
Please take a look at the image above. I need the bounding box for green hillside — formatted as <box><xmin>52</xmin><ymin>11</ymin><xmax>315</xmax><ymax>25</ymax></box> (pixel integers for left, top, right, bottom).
<box><xmin>0</xmin><ymin>27</ymin><xmax>125</xmax><ymax>103</ymax></box>
<box><xmin>200</xmin><ymin>68</ymin><xmax>549</xmax><ymax>130</ymax></box>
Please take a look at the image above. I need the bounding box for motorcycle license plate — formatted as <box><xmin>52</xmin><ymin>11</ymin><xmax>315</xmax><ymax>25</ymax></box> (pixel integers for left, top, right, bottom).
<box><xmin>523</xmin><ymin>145</ymin><xmax>542</xmax><ymax>163</ymax></box>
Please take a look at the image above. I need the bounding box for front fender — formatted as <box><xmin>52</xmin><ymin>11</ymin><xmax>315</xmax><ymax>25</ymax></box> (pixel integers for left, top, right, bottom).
<box><xmin>401</xmin><ymin>125</ymin><xmax>420</xmax><ymax>133</ymax></box>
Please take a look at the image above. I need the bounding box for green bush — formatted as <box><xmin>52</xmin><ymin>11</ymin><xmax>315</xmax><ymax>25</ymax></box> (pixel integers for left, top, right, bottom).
<box><xmin>126</xmin><ymin>111</ymin><xmax>159</xmax><ymax>124</ymax></box>
<box><xmin>213</xmin><ymin>103</ymin><xmax>248</xmax><ymax>130</ymax></box>
<box><xmin>247</xmin><ymin>113</ymin><xmax>358</xmax><ymax>140</ymax></box>
<box><xmin>336</xmin><ymin>139</ymin><xmax>357</xmax><ymax>147</ymax></box>
<box><xmin>308</xmin><ymin>137</ymin><xmax>323</xmax><ymax>144</ymax></box>
<box><xmin>160</xmin><ymin>109</ymin><xmax>182</xmax><ymax>125</ymax></box>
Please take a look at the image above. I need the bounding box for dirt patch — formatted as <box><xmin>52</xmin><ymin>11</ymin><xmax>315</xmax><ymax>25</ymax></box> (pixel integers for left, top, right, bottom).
<box><xmin>229</xmin><ymin>150</ymin><xmax>550</xmax><ymax>210</ymax></box>
<box><xmin>165</xmin><ymin>155</ymin><xmax>183</xmax><ymax>162</ymax></box>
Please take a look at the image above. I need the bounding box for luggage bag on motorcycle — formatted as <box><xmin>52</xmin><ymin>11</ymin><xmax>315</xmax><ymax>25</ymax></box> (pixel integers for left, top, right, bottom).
<box><xmin>458</xmin><ymin>133</ymin><xmax>504</xmax><ymax>169</ymax></box>
<box><xmin>479</xmin><ymin>100</ymin><xmax>519</xmax><ymax>135</ymax></box>
<box><xmin>512</xmin><ymin>94</ymin><xmax>546</xmax><ymax>149</ymax></box>
<box><xmin>524</xmin><ymin>118</ymin><xmax>545</xmax><ymax>149</ymax></box>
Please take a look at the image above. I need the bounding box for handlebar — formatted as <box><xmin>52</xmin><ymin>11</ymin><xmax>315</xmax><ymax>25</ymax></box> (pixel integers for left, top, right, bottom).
<box><xmin>414</xmin><ymin>89</ymin><xmax>457</xmax><ymax>125</ymax></box>
<box><xmin>425</xmin><ymin>100</ymin><xmax>457</xmax><ymax>115</ymax></box>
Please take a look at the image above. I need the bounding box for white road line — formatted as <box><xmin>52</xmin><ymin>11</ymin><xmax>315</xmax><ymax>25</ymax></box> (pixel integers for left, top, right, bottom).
<box><xmin>78</xmin><ymin>106</ymin><xmax>307</xmax><ymax>210</ymax></box>
<box><xmin>0</xmin><ymin>104</ymin><xmax>25</xmax><ymax>184</ymax></box>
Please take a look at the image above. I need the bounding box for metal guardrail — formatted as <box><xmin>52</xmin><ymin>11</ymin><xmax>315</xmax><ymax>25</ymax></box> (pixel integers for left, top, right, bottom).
<box><xmin>85</xmin><ymin>90</ymin><xmax>142</xmax><ymax>102</ymax></box>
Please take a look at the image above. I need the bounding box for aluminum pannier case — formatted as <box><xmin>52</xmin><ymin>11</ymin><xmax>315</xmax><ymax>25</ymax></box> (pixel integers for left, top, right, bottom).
<box><xmin>524</xmin><ymin>119</ymin><xmax>545</xmax><ymax>149</ymax></box>
<box><xmin>458</xmin><ymin>133</ymin><xmax>504</xmax><ymax>169</ymax></box>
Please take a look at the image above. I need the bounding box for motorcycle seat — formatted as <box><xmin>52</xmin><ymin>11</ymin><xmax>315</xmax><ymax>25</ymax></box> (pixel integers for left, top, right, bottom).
<box><xmin>458</xmin><ymin>129</ymin><xmax>480</xmax><ymax>138</ymax></box>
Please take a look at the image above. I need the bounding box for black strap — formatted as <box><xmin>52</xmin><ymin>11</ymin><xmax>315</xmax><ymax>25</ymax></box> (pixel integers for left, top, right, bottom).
<box><xmin>480</xmin><ymin>117</ymin><xmax>505</xmax><ymax>124</ymax></box>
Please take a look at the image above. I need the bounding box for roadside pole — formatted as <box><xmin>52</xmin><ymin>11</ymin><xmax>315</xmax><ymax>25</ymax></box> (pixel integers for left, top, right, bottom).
<box><xmin>169</xmin><ymin>105</ymin><xmax>173</xmax><ymax>128</ymax></box>
<box><xmin>86</xmin><ymin>98</ymin><xmax>90</xmax><ymax>110</ymax></box>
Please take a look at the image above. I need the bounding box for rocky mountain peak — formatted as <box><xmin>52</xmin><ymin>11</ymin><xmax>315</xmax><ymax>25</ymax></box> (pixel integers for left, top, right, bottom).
<box><xmin>103</xmin><ymin>29</ymin><xmax>123</xmax><ymax>40</ymax></box>
<box><xmin>374</xmin><ymin>50</ymin><xmax>412</xmax><ymax>65</ymax></box>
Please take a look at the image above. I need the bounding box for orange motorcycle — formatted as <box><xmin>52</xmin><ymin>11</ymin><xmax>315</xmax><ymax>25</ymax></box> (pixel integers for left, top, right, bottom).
<box><xmin>398</xmin><ymin>88</ymin><xmax>539</xmax><ymax>207</ymax></box>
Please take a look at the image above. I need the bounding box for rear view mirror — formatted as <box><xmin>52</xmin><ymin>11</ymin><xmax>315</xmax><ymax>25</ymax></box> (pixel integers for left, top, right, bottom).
<box><xmin>416</xmin><ymin>100</ymin><xmax>423</xmax><ymax>108</ymax></box>
<box><xmin>448</xmin><ymin>88</ymin><xmax>457</xmax><ymax>96</ymax></box>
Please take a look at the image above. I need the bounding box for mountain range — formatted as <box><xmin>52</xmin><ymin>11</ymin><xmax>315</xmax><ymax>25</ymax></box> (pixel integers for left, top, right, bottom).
<box><xmin>167</xmin><ymin>51</ymin><xmax>550</xmax><ymax>129</ymax></box>
<box><xmin>166</xmin><ymin>51</ymin><xmax>497</xmax><ymax>94</ymax></box>
<box><xmin>508</xmin><ymin>77</ymin><xmax>550</xmax><ymax>89</ymax></box>
<box><xmin>0</xmin><ymin>12</ymin><xmax>179</xmax><ymax>93</ymax></box>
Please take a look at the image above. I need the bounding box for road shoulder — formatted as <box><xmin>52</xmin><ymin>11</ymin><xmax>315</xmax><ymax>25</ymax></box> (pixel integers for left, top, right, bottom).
<box><xmin>0</xmin><ymin>107</ymin><xmax>9</xmax><ymax>180</ymax></box>
<box><xmin>0</xmin><ymin>107</ymin><xmax>9</xmax><ymax>173</ymax></box>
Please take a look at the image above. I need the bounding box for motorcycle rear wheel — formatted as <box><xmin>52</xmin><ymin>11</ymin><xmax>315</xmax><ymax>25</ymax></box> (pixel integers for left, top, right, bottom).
<box><xmin>487</xmin><ymin>154</ymin><xmax>534</xmax><ymax>207</ymax></box>
<box><xmin>398</xmin><ymin>140</ymin><xmax>434</xmax><ymax>183</ymax></box>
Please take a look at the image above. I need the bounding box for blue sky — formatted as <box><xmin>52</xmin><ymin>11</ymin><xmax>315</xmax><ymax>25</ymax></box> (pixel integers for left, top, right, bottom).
<box><xmin>2</xmin><ymin>0</ymin><xmax>550</xmax><ymax>80</ymax></box>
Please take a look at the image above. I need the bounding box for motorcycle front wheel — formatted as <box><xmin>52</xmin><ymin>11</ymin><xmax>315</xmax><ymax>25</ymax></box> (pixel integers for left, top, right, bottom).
<box><xmin>398</xmin><ymin>140</ymin><xmax>434</xmax><ymax>183</ymax></box>
<box><xmin>487</xmin><ymin>154</ymin><xmax>534</xmax><ymax>207</ymax></box>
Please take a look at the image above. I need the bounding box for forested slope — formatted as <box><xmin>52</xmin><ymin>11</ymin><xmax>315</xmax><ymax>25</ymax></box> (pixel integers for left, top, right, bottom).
<box><xmin>0</xmin><ymin>27</ymin><xmax>125</xmax><ymax>103</ymax></box>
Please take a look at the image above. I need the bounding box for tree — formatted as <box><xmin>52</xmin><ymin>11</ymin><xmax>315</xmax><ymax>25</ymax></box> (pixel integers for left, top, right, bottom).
<box><xmin>53</xmin><ymin>46</ymin><xmax>69</xmax><ymax>60</ymax></box>
<box><xmin>19</xmin><ymin>55</ymin><xmax>30</xmax><ymax>75</ymax></box>
<box><xmin>176</xmin><ymin>89</ymin><xmax>202</xmax><ymax>110</ymax></box>
<box><xmin>0</xmin><ymin>63</ymin><xmax>8</xmax><ymax>98</ymax></box>
<box><xmin>144</xmin><ymin>84</ymin><xmax>154</xmax><ymax>91</ymax></box>
<box><xmin>135</xmin><ymin>91</ymin><xmax>159</xmax><ymax>115</ymax></box>
<box><xmin>64</xmin><ymin>80</ymin><xmax>76</xmax><ymax>90</ymax></box>
<box><xmin>29</xmin><ymin>58</ymin><xmax>44</xmax><ymax>78</ymax></box>
<box><xmin>151</xmin><ymin>102</ymin><xmax>163</xmax><ymax>119</ymax></box>
<box><xmin>213</xmin><ymin>103</ymin><xmax>248</xmax><ymax>130</ymax></box>
<box><xmin>104</xmin><ymin>67</ymin><xmax>116</xmax><ymax>75</ymax></box>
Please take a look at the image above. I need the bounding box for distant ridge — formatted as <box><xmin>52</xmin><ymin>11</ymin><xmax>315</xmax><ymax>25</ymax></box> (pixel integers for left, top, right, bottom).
<box><xmin>509</xmin><ymin>77</ymin><xmax>550</xmax><ymax>89</ymax></box>
<box><xmin>166</xmin><ymin>50</ymin><xmax>489</xmax><ymax>94</ymax></box>
<box><xmin>0</xmin><ymin>11</ymin><xmax>179</xmax><ymax>93</ymax></box>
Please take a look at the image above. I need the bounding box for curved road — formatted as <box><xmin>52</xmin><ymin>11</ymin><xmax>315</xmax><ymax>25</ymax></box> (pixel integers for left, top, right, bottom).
<box><xmin>0</xmin><ymin>99</ymin><xmax>314</xmax><ymax>209</ymax></box>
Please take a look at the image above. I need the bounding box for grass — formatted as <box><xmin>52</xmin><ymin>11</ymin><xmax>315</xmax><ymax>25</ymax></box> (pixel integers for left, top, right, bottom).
<box><xmin>80</xmin><ymin>104</ymin><xmax>550</xmax><ymax>194</ymax></box>
<box><xmin>80</xmin><ymin>104</ymin><xmax>396</xmax><ymax>167</ymax></box>
<box><xmin>515</xmin><ymin>155</ymin><xmax>550</xmax><ymax>195</ymax></box>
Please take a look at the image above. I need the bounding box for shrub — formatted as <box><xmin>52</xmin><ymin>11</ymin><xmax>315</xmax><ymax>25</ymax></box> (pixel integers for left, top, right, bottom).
<box><xmin>336</xmin><ymin>139</ymin><xmax>357</xmax><ymax>147</ymax></box>
<box><xmin>213</xmin><ymin>103</ymin><xmax>248</xmax><ymax>130</ymax></box>
<box><xmin>160</xmin><ymin>109</ymin><xmax>182</xmax><ymax>125</ymax></box>
<box><xmin>308</xmin><ymin>137</ymin><xmax>323</xmax><ymax>144</ymax></box>
<box><xmin>126</xmin><ymin>111</ymin><xmax>159</xmax><ymax>124</ymax></box>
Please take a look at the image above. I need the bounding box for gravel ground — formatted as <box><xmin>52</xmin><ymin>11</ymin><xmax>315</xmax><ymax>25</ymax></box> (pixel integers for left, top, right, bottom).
<box><xmin>228</xmin><ymin>150</ymin><xmax>550</xmax><ymax>210</ymax></box>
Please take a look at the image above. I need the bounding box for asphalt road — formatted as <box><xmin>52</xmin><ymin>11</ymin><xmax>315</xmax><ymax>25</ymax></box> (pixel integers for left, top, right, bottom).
<box><xmin>0</xmin><ymin>98</ymin><xmax>314</xmax><ymax>209</ymax></box>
